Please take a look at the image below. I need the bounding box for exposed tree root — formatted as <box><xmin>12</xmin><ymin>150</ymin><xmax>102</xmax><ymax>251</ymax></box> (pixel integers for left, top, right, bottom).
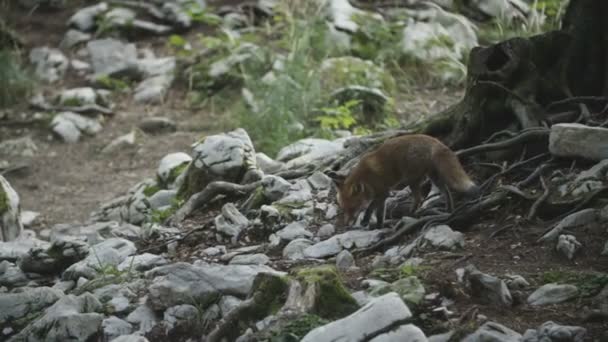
<box><xmin>168</xmin><ymin>180</ymin><xmax>262</xmax><ymax>225</ymax></box>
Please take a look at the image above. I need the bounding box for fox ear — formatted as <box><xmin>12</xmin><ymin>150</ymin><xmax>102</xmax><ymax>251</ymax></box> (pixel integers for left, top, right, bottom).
<box><xmin>325</xmin><ymin>170</ymin><xmax>346</xmax><ymax>186</ymax></box>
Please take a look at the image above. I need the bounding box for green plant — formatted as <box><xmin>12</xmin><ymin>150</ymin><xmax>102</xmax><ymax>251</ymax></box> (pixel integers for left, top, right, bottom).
<box><xmin>0</xmin><ymin>49</ymin><xmax>32</xmax><ymax>108</ymax></box>
<box><xmin>314</xmin><ymin>99</ymin><xmax>360</xmax><ymax>137</ymax></box>
<box><xmin>541</xmin><ymin>271</ymin><xmax>608</xmax><ymax>297</ymax></box>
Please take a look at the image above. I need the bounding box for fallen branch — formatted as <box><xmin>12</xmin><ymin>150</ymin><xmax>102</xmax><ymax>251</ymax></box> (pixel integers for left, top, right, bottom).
<box><xmin>546</xmin><ymin>96</ymin><xmax>608</xmax><ymax>111</ymax></box>
<box><xmin>30</xmin><ymin>97</ymin><xmax>114</xmax><ymax>115</ymax></box>
<box><xmin>168</xmin><ymin>180</ymin><xmax>262</xmax><ymax>225</ymax></box>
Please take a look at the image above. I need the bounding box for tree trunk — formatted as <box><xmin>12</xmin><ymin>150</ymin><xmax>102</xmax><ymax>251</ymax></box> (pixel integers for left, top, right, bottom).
<box><xmin>410</xmin><ymin>0</ymin><xmax>608</xmax><ymax>149</ymax></box>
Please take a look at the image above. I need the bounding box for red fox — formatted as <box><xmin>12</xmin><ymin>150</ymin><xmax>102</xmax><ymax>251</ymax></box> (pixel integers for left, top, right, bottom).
<box><xmin>326</xmin><ymin>134</ymin><xmax>479</xmax><ymax>229</ymax></box>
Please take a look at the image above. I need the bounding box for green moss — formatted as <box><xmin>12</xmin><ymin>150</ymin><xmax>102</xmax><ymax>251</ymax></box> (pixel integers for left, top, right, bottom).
<box><xmin>167</xmin><ymin>162</ymin><xmax>189</xmax><ymax>185</ymax></box>
<box><xmin>61</xmin><ymin>97</ymin><xmax>83</xmax><ymax>107</ymax></box>
<box><xmin>0</xmin><ymin>187</ymin><xmax>7</xmax><ymax>213</ymax></box>
<box><xmin>369</xmin><ymin>276</ymin><xmax>425</xmax><ymax>306</ymax></box>
<box><xmin>295</xmin><ymin>266</ymin><xmax>359</xmax><ymax>319</ymax></box>
<box><xmin>541</xmin><ymin>271</ymin><xmax>608</xmax><ymax>297</ymax></box>
<box><xmin>96</xmin><ymin>75</ymin><xmax>130</xmax><ymax>91</ymax></box>
<box><xmin>143</xmin><ymin>184</ymin><xmax>161</xmax><ymax>197</ymax></box>
<box><xmin>252</xmin><ymin>274</ymin><xmax>290</xmax><ymax>314</ymax></box>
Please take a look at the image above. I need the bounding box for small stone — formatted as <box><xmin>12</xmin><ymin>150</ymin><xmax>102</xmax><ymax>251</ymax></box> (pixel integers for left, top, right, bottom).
<box><xmin>229</xmin><ymin>253</ymin><xmax>270</xmax><ymax>265</ymax></box>
<box><xmin>276</xmin><ymin>221</ymin><xmax>313</xmax><ymax>242</ymax></box>
<box><xmin>522</xmin><ymin>321</ymin><xmax>586</xmax><ymax>342</ymax></box>
<box><xmin>219</xmin><ymin>295</ymin><xmax>242</xmax><ymax>317</ymax></box>
<box><xmin>29</xmin><ymin>47</ymin><xmax>68</xmax><ymax>83</ymax></box>
<box><xmin>318</xmin><ymin>224</ymin><xmax>335</xmax><ymax>239</ymax></box>
<box><xmin>556</xmin><ymin>234</ymin><xmax>582</xmax><ymax>260</ymax></box>
<box><xmin>69</xmin><ymin>3</ymin><xmax>109</xmax><ymax>31</ymax></box>
<box><xmin>101</xmin><ymin>130</ymin><xmax>141</xmax><ymax>154</ymax></box>
<box><xmin>463</xmin><ymin>322</ymin><xmax>521</xmax><ymax>342</ymax></box>
<box><xmin>463</xmin><ymin>264</ymin><xmax>512</xmax><ymax>307</ymax></box>
<box><xmin>527</xmin><ymin>283</ymin><xmax>579</xmax><ymax>306</ymax></box>
<box><xmin>282</xmin><ymin>238</ymin><xmax>314</xmax><ymax>260</ymax></box>
<box><xmin>336</xmin><ymin>250</ymin><xmax>355</xmax><ymax>272</ymax></box>
<box><xmin>214</xmin><ymin>203</ymin><xmax>250</xmax><ymax>241</ymax></box>
<box><xmin>419</xmin><ymin>225</ymin><xmax>464</xmax><ymax>251</ymax></box>
<box><xmin>60</xmin><ymin>29</ymin><xmax>92</xmax><ymax>49</ymax></box>
<box><xmin>138</xmin><ymin>117</ymin><xmax>177</xmax><ymax>135</ymax></box>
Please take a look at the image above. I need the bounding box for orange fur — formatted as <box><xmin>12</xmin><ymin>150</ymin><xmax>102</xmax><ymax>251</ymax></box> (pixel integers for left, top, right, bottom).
<box><xmin>329</xmin><ymin>134</ymin><xmax>479</xmax><ymax>228</ymax></box>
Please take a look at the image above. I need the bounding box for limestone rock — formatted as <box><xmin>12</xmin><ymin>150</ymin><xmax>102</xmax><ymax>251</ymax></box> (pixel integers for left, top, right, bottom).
<box><xmin>0</xmin><ymin>176</ymin><xmax>23</xmax><ymax>242</ymax></box>
<box><xmin>549</xmin><ymin>123</ymin><xmax>608</xmax><ymax>161</ymax></box>
<box><xmin>527</xmin><ymin>284</ymin><xmax>579</xmax><ymax>306</ymax></box>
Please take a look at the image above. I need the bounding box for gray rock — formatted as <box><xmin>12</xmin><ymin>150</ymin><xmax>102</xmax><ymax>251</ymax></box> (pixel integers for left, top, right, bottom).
<box><xmin>303</xmin><ymin>229</ymin><xmax>388</xmax><ymax>259</ymax></box>
<box><xmin>307</xmin><ymin>171</ymin><xmax>332</xmax><ymax>190</ymax></box>
<box><xmin>468</xmin><ymin>0</ymin><xmax>529</xmax><ymax>21</ymax></box>
<box><xmin>463</xmin><ymin>322</ymin><xmax>522</xmax><ymax>342</ymax></box>
<box><xmin>255</xmin><ymin>152</ymin><xmax>283</xmax><ymax>174</ymax></box>
<box><xmin>527</xmin><ymin>283</ymin><xmax>579</xmax><ymax>306</ymax></box>
<box><xmin>317</xmin><ymin>224</ymin><xmax>335</xmax><ymax>239</ymax></box>
<box><xmin>157</xmin><ymin>152</ymin><xmax>191</xmax><ymax>188</ymax></box>
<box><xmin>277</xmin><ymin>138</ymin><xmax>339</xmax><ymax>162</ymax></box>
<box><xmin>301</xmin><ymin>292</ymin><xmax>412</xmax><ymax>342</ymax></box>
<box><xmin>0</xmin><ymin>261</ymin><xmax>29</xmax><ymax>287</ymax></box>
<box><xmin>336</xmin><ymin>250</ymin><xmax>355</xmax><ymax>272</ymax></box>
<box><xmin>190</xmin><ymin>128</ymin><xmax>257</xmax><ymax>187</ymax></box>
<box><xmin>284</xmin><ymin>140</ymin><xmax>345</xmax><ymax>170</ymax></box>
<box><xmin>163</xmin><ymin>304</ymin><xmax>198</xmax><ymax>331</ymax></box>
<box><xmin>20</xmin><ymin>211</ymin><xmax>40</xmax><ymax>228</ymax></box>
<box><xmin>60</xmin><ymin>29</ymin><xmax>92</xmax><ymax>49</ymax></box>
<box><xmin>602</xmin><ymin>240</ymin><xmax>608</xmax><ymax>256</ymax></box>
<box><xmin>139</xmin><ymin>117</ymin><xmax>177</xmax><ymax>135</ymax></box>
<box><xmin>282</xmin><ymin>238</ymin><xmax>314</xmax><ymax>260</ymax></box>
<box><xmin>68</xmin><ymin>2</ymin><xmax>109</xmax><ymax>31</ymax></box>
<box><xmin>219</xmin><ymin>295</ymin><xmax>242</xmax><ymax>316</ymax></box>
<box><xmin>29</xmin><ymin>47</ymin><xmax>68</xmax><ymax>83</ymax></box>
<box><xmin>136</xmin><ymin>57</ymin><xmax>176</xmax><ymax>79</ymax></box>
<box><xmin>556</xmin><ymin>234</ymin><xmax>582</xmax><ymax>260</ymax></box>
<box><xmin>522</xmin><ymin>321</ymin><xmax>586</xmax><ymax>342</ymax></box>
<box><xmin>52</xmin><ymin>280</ymin><xmax>75</xmax><ymax>293</ymax></box>
<box><xmin>126</xmin><ymin>304</ymin><xmax>159</xmax><ymax>334</ymax></box>
<box><xmin>276</xmin><ymin>221</ymin><xmax>313</xmax><ymax>241</ymax></box>
<box><xmin>8</xmin><ymin>293</ymin><xmax>104</xmax><ymax>342</ymax></box>
<box><xmin>134</xmin><ymin>74</ymin><xmax>174</xmax><ymax>104</ymax></box>
<box><xmin>215</xmin><ymin>203</ymin><xmax>249</xmax><ymax>241</ymax></box>
<box><xmin>538</xmin><ymin>209</ymin><xmax>599</xmax><ymax>243</ymax></box>
<box><xmin>87</xmin><ymin>38</ymin><xmax>138</xmax><ymax>77</ymax></box>
<box><xmin>18</xmin><ymin>236</ymin><xmax>89</xmax><ymax>275</ymax></box>
<box><xmin>101</xmin><ymin>130</ymin><xmax>141</xmax><ymax>155</ymax></box>
<box><xmin>0</xmin><ymin>136</ymin><xmax>38</xmax><ymax>157</ymax></box>
<box><xmin>229</xmin><ymin>253</ymin><xmax>270</xmax><ymax>265</ymax></box>
<box><xmin>63</xmin><ymin>238</ymin><xmax>136</xmax><ymax>280</ymax></box>
<box><xmin>463</xmin><ymin>264</ymin><xmax>512</xmax><ymax>307</ymax></box>
<box><xmin>0</xmin><ymin>234</ymin><xmax>48</xmax><ymax>262</ymax></box>
<box><xmin>504</xmin><ymin>274</ymin><xmax>530</xmax><ymax>290</ymax></box>
<box><xmin>370</xmin><ymin>324</ymin><xmax>428</xmax><ymax>342</ymax></box>
<box><xmin>419</xmin><ymin>225</ymin><xmax>464</xmax><ymax>251</ymax></box>
<box><xmin>110</xmin><ymin>335</ymin><xmax>150</xmax><ymax>342</ymax></box>
<box><xmin>117</xmin><ymin>253</ymin><xmax>168</xmax><ymax>272</ymax></box>
<box><xmin>102</xmin><ymin>316</ymin><xmax>133</xmax><ymax>341</ymax></box>
<box><xmin>549</xmin><ymin>123</ymin><xmax>608</xmax><ymax>161</ymax></box>
<box><xmin>0</xmin><ymin>287</ymin><xmax>63</xmax><ymax>324</ymax></box>
<box><xmin>148</xmin><ymin>190</ymin><xmax>177</xmax><ymax>210</ymax></box>
<box><xmin>372</xmin><ymin>276</ymin><xmax>426</xmax><ymax>306</ymax></box>
<box><xmin>59</xmin><ymin>87</ymin><xmax>98</xmax><ymax>106</ymax></box>
<box><xmin>51</xmin><ymin>112</ymin><xmax>103</xmax><ymax>143</ymax></box>
<box><xmin>104</xmin><ymin>7</ymin><xmax>136</xmax><ymax>26</ymax></box>
<box><xmin>261</xmin><ymin>175</ymin><xmax>291</xmax><ymax>201</ymax></box>
<box><xmin>558</xmin><ymin>160</ymin><xmax>608</xmax><ymax>197</ymax></box>
<box><xmin>50</xmin><ymin>220</ymin><xmax>140</xmax><ymax>243</ymax></box>
<box><xmin>145</xmin><ymin>262</ymin><xmax>284</xmax><ymax>310</ymax></box>
<box><xmin>1</xmin><ymin>176</ymin><xmax>23</xmax><ymax>242</ymax></box>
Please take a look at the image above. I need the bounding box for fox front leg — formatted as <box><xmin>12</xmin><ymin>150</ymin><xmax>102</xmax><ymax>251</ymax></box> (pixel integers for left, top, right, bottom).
<box><xmin>375</xmin><ymin>197</ymin><xmax>387</xmax><ymax>229</ymax></box>
<box><xmin>361</xmin><ymin>199</ymin><xmax>378</xmax><ymax>227</ymax></box>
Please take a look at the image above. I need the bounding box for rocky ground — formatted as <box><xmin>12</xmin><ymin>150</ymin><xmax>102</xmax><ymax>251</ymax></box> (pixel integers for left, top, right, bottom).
<box><xmin>0</xmin><ymin>0</ymin><xmax>607</xmax><ymax>342</ymax></box>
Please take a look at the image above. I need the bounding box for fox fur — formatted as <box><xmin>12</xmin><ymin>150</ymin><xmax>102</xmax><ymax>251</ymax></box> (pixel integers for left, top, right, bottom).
<box><xmin>327</xmin><ymin>134</ymin><xmax>479</xmax><ymax>229</ymax></box>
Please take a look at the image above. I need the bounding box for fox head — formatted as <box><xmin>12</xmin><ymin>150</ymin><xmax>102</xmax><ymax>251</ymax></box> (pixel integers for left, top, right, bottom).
<box><xmin>326</xmin><ymin>170</ymin><xmax>371</xmax><ymax>227</ymax></box>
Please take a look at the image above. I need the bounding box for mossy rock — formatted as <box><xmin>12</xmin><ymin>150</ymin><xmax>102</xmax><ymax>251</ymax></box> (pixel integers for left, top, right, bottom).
<box><xmin>369</xmin><ymin>276</ymin><xmax>425</xmax><ymax>307</ymax></box>
<box><xmin>143</xmin><ymin>184</ymin><xmax>161</xmax><ymax>197</ymax></box>
<box><xmin>295</xmin><ymin>265</ymin><xmax>359</xmax><ymax>319</ymax></box>
<box><xmin>317</xmin><ymin>56</ymin><xmax>396</xmax><ymax>127</ymax></box>
<box><xmin>191</xmin><ymin>42</ymin><xmax>269</xmax><ymax>93</ymax></box>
